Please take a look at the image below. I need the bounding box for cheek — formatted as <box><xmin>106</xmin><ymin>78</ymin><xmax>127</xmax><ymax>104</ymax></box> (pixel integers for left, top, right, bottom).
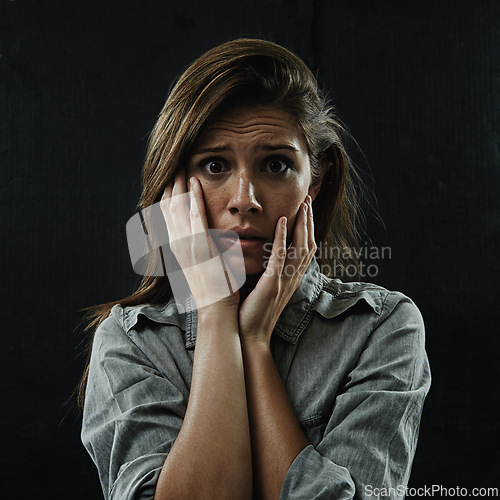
<box><xmin>281</xmin><ymin>200</ymin><xmax>302</xmax><ymax>223</ymax></box>
<box><xmin>272</xmin><ymin>188</ymin><xmax>307</xmax><ymax>230</ymax></box>
<box><xmin>197</xmin><ymin>182</ymin><xmax>225</xmax><ymax>227</ymax></box>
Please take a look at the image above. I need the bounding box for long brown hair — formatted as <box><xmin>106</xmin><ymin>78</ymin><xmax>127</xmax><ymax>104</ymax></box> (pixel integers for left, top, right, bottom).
<box><xmin>78</xmin><ymin>38</ymin><xmax>365</xmax><ymax>406</ymax></box>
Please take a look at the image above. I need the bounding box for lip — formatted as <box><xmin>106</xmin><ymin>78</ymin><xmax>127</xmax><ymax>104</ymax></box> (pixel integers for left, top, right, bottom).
<box><xmin>229</xmin><ymin>226</ymin><xmax>267</xmax><ymax>239</ymax></box>
<box><xmin>217</xmin><ymin>226</ymin><xmax>269</xmax><ymax>252</ymax></box>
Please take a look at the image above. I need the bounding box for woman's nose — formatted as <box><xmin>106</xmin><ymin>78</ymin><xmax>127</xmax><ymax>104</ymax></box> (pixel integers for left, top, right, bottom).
<box><xmin>227</xmin><ymin>174</ymin><xmax>262</xmax><ymax>215</ymax></box>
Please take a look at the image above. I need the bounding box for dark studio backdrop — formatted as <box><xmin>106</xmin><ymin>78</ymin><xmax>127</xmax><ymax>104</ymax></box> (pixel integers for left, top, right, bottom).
<box><xmin>1</xmin><ymin>0</ymin><xmax>499</xmax><ymax>498</ymax></box>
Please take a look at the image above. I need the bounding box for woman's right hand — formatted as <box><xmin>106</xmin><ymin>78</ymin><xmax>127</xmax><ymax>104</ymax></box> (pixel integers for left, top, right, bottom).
<box><xmin>160</xmin><ymin>169</ymin><xmax>240</xmax><ymax>313</ymax></box>
<box><xmin>156</xmin><ymin>169</ymin><xmax>252</xmax><ymax>500</ymax></box>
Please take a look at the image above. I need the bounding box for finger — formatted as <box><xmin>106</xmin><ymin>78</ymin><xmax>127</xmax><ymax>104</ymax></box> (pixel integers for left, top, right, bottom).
<box><xmin>306</xmin><ymin>195</ymin><xmax>317</xmax><ymax>255</ymax></box>
<box><xmin>171</xmin><ymin>168</ymin><xmax>187</xmax><ymax>197</ymax></box>
<box><xmin>161</xmin><ymin>181</ymin><xmax>172</xmax><ymax>201</ymax></box>
<box><xmin>298</xmin><ymin>202</ymin><xmax>312</xmax><ymax>275</ymax></box>
<box><xmin>189</xmin><ymin>177</ymin><xmax>215</xmax><ymax>259</ymax></box>
<box><xmin>168</xmin><ymin>170</ymin><xmax>191</xmax><ymax>240</ymax></box>
<box><xmin>298</xmin><ymin>201</ymin><xmax>309</xmax><ymax>251</ymax></box>
<box><xmin>290</xmin><ymin>197</ymin><xmax>315</xmax><ymax>280</ymax></box>
<box><xmin>189</xmin><ymin>177</ymin><xmax>209</xmax><ymax>236</ymax></box>
<box><xmin>160</xmin><ymin>180</ymin><xmax>184</xmax><ymax>243</ymax></box>
<box><xmin>289</xmin><ymin>200</ymin><xmax>308</xmax><ymax>266</ymax></box>
<box><xmin>160</xmin><ymin>183</ymin><xmax>171</xmax><ymax>212</ymax></box>
<box><xmin>299</xmin><ymin>196</ymin><xmax>316</xmax><ymax>276</ymax></box>
<box><xmin>264</xmin><ymin>216</ymin><xmax>287</xmax><ymax>279</ymax></box>
<box><xmin>160</xmin><ymin>182</ymin><xmax>174</xmax><ymax>231</ymax></box>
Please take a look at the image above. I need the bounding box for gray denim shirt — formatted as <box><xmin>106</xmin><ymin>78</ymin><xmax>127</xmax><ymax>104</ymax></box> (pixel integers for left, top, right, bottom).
<box><xmin>81</xmin><ymin>258</ymin><xmax>431</xmax><ymax>499</ymax></box>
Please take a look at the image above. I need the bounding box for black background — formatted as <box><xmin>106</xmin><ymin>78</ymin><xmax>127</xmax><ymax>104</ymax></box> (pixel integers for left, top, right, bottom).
<box><xmin>1</xmin><ymin>1</ymin><xmax>499</xmax><ymax>498</ymax></box>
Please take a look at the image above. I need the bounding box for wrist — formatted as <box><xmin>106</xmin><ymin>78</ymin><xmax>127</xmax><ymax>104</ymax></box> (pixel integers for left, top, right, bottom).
<box><xmin>197</xmin><ymin>303</ymin><xmax>239</xmax><ymax>331</ymax></box>
<box><xmin>240</xmin><ymin>335</ymin><xmax>272</xmax><ymax>357</ymax></box>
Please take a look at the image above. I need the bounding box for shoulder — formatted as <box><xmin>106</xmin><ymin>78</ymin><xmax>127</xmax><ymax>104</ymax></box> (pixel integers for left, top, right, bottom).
<box><xmin>314</xmin><ymin>276</ymin><xmax>423</xmax><ymax>325</ymax></box>
<box><xmin>312</xmin><ymin>277</ymin><xmax>430</xmax><ymax>391</ymax></box>
<box><xmin>88</xmin><ymin>301</ymin><xmax>194</xmax><ymax>393</ymax></box>
<box><xmin>92</xmin><ymin>300</ymin><xmax>189</xmax><ymax>359</ymax></box>
<box><xmin>311</xmin><ymin>276</ymin><xmax>427</xmax><ymax>361</ymax></box>
<box><xmin>105</xmin><ymin>300</ymin><xmax>184</xmax><ymax>334</ymax></box>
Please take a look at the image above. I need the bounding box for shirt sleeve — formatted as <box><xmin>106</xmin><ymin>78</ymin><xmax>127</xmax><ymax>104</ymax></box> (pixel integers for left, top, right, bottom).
<box><xmin>81</xmin><ymin>311</ymin><xmax>187</xmax><ymax>500</ymax></box>
<box><xmin>280</xmin><ymin>294</ymin><xmax>431</xmax><ymax>500</ymax></box>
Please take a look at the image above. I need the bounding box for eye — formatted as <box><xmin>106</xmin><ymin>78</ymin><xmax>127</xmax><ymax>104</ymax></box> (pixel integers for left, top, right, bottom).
<box><xmin>264</xmin><ymin>157</ymin><xmax>291</xmax><ymax>174</ymax></box>
<box><xmin>201</xmin><ymin>159</ymin><xmax>226</xmax><ymax>174</ymax></box>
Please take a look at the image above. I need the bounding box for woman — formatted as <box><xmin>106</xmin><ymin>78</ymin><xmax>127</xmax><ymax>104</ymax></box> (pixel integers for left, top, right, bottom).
<box><xmin>80</xmin><ymin>38</ymin><xmax>431</xmax><ymax>499</ymax></box>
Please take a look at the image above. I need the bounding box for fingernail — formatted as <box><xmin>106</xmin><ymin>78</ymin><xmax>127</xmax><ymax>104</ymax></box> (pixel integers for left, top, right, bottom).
<box><xmin>282</xmin><ymin>217</ymin><xmax>287</xmax><ymax>227</ymax></box>
<box><xmin>190</xmin><ymin>177</ymin><xmax>195</xmax><ymax>188</ymax></box>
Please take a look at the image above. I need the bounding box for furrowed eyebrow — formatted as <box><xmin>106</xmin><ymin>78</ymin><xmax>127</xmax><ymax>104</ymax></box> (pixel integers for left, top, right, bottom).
<box><xmin>190</xmin><ymin>146</ymin><xmax>229</xmax><ymax>155</ymax></box>
<box><xmin>260</xmin><ymin>144</ymin><xmax>299</xmax><ymax>152</ymax></box>
<box><xmin>190</xmin><ymin>144</ymin><xmax>299</xmax><ymax>155</ymax></box>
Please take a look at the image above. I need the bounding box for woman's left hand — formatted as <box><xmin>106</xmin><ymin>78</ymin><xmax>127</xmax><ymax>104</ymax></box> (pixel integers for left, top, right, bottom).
<box><xmin>238</xmin><ymin>195</ymin><xmax>316</xmax><ymax>347</ymax></box>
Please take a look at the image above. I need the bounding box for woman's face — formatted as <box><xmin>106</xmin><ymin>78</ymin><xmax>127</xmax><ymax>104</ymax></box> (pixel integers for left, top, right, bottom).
<box><xmin>186</xmin><ymin>105</ymin><xmax>321</xmax><ymax>275</ymax></box>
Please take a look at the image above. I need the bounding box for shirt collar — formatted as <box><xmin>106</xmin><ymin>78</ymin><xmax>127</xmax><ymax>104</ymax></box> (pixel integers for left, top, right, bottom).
<box><xmin>272</xmin><ymin>257</ymin><xmax>324</xmax><ymax>344</ymax></box>
<box><xmin>121</xmin><ymin>258</ymin><xmax>324</xmax><ymax>349</ymax></box>
<box><xmin>184</xmin><ymin>258</ymin><xmax>323</xmax><ymax>348</ymax></box>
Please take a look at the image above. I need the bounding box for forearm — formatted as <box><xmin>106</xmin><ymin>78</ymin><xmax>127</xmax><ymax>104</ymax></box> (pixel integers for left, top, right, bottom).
<box><xmin>155</xmin><ymin>310</ymin><xmax>252</xmax><ymax>499</ymax></box>
<box><xmin>242</xmin><ymin>340</ymin><xmax>309</xmax><ymax>500</ymax></box>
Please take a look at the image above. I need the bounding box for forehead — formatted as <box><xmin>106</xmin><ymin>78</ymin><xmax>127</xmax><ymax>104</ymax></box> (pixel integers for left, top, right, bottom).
<box><xmin>193</xmin><ymin>105</ymin><xmax>307</xmax><ymax>149</ymax></box>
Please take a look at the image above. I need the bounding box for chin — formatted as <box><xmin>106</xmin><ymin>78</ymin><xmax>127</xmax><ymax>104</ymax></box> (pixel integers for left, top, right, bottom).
<box><xmin>243</xmin><ymin>258</ymin><xmax>266</xmax><ymax>276</ymax></box>
<box><xmin>222</xmin><ymin>252</ymin><xmax>265</xmax><ymax>279</ymax></box>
